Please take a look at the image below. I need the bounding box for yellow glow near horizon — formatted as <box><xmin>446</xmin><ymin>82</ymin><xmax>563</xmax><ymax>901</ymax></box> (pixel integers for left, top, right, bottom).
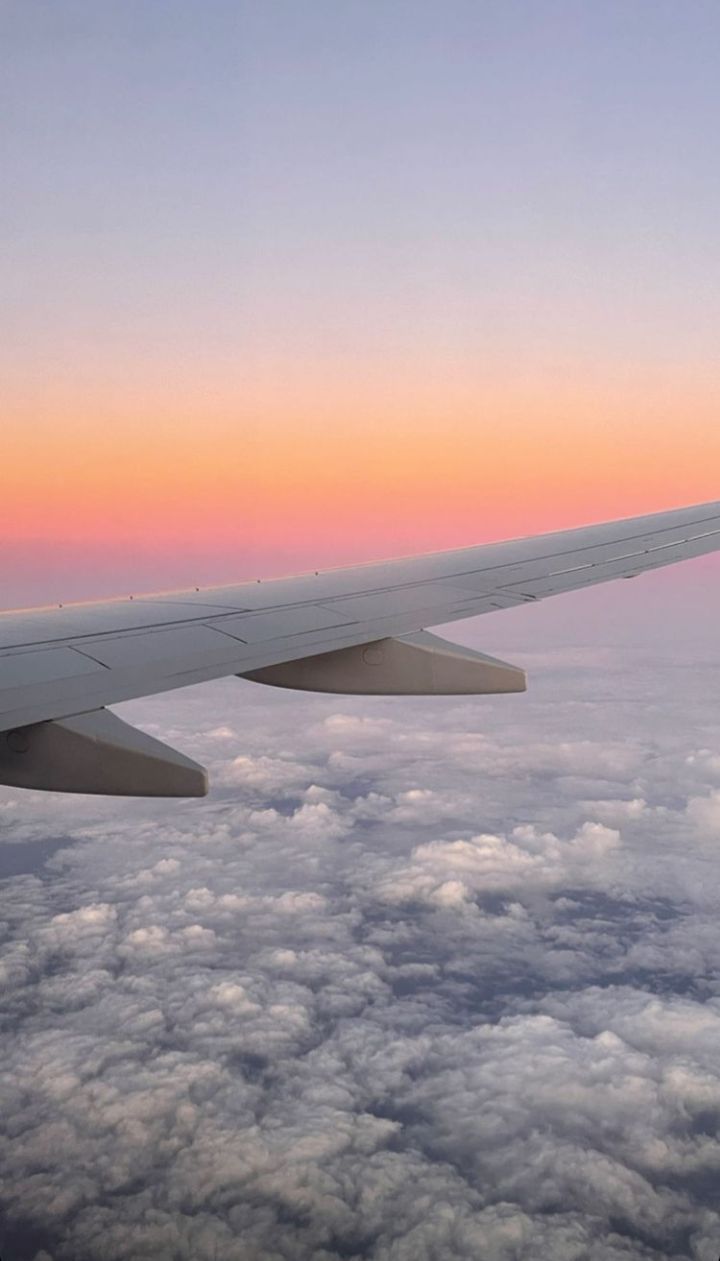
<box><xmin>4</xmin><ymin>360</ymin><xmax>720</xmax><ymax>566</ymax></box>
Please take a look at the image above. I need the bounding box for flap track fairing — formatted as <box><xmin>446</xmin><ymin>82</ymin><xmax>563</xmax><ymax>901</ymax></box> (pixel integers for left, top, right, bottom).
<box><xmin>241</xmin><ymin>631</ymin><xmax>526</xmax><ymax>696</ymax></box>
<box><xmin>0</xmin><ymin>708</ymin><xmax>208</xmax><ymax>797</ymax></box>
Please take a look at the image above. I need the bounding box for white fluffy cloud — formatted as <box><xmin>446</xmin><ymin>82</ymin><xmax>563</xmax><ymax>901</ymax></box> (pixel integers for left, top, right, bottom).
<box><xmin>3</xmin><ymin>642</ymin><xmax>720</xmax><ymax>1260</ymax></box>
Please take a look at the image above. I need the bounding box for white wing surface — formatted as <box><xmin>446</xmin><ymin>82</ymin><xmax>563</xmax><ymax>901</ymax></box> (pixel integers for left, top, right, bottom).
<box><xmin>1</xmin><ymin>498</ymin><xmax>719</xmax><ymax>796</ymax></box>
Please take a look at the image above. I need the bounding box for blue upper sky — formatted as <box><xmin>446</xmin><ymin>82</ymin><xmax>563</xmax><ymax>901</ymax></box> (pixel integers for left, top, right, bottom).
<box><xmin>4</xmin><ymin>0</ymin><xmax>720</xmax><ymax>371</ymax></box>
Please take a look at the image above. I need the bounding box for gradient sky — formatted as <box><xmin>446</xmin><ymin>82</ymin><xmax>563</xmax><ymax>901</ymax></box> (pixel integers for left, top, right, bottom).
<box><xmin>3</xmin><ymin>0</ymin><xmax>720</xmax><ymax>605</ymax></box>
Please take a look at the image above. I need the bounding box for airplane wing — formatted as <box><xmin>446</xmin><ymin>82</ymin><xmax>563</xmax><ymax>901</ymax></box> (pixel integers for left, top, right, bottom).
<box><xmin>1</xmin><ymin>497</ymin><xmax>719</xmax><ymax>797</ymax></box>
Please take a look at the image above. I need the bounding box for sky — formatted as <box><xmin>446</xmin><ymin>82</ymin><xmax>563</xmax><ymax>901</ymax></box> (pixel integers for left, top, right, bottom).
<box><xmin>3</xmin><ymin>0</ymin><xmax>720</xmax><ymax>604</ymax></box>
<box><xmin>4</xmin><ymin>5</ymin><xmax>720</xmax><ymax>1261</ymax></box>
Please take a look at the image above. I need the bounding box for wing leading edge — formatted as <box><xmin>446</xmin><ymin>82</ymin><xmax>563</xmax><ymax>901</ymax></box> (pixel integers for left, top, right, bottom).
<box><xmin>1</xmin><ymin>497</ymin><xmax>718</xmax><ymax>796</ymax></box>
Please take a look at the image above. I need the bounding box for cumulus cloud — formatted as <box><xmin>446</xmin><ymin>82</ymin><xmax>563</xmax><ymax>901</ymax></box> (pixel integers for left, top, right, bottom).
<box><xmin>3</xmin><ymin>641</ymin><xmax>720</xmax><ymax>1260</ymax></box>
<box><xmin>369</xmin><ymin>820</ymin><xmax>621</xmax><ymax>908</ymax></box>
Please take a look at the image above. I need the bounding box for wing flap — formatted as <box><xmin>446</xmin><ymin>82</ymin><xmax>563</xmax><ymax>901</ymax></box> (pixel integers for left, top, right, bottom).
<box><xmin>75</xmin><ymin>624</ymin><xmax>244</xmax><ymax>671</ymax></box>
<box><xmin>0</xmin><ymin>647</ymin><xmax>106</xmax><ymax>688</ymax></box>
<box><xmin>215</xmin><ymin>605</ymin><xmax>357</xmax><ymax>643</ymax></box>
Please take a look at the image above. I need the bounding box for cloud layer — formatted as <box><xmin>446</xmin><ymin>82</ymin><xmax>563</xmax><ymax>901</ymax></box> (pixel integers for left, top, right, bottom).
<box><xmin>3</xmin><ymin>638</ymin><xmax>720</xmax><ymax>1260</ymax></box>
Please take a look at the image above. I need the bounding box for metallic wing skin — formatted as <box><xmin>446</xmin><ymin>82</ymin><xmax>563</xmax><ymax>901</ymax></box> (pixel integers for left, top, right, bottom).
<box><xmin>1</xmin><ymin>498</ymin><xmax>719</xmax><ymax>794</ymax></box>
